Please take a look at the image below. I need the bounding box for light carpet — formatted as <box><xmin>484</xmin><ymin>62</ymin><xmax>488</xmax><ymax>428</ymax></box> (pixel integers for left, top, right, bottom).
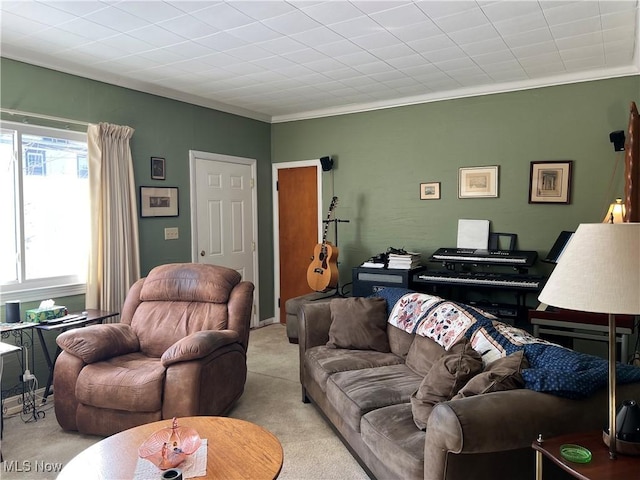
<box><xmin>1</xmin><ymin>323</ymin><xmax>370</xmax><ymax>480</ymax></box>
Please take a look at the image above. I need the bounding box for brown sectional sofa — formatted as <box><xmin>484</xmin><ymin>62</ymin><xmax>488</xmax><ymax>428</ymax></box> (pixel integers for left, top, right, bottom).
<box><xmin>298</xmin><ymin>294</ymin><xmax>640</xmax><ymax>480</ymax></box>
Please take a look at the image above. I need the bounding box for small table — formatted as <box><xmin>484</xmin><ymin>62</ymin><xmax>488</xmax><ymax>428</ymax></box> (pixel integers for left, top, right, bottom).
<box><xmin>0</xmin><ymin>342</ymin><xmax>21</xmax><ymax>461</ymax></box>
<box><xmin>57</xmin><ymin>416</ymin><xmax>283</xmax><ymax>479</ymax></box>
<box><xmin>35</xmin><ymin>309</ymin><xmax>118</xmax><ymax>403</ymax></box>
<box><xmin>532</xmin><ymin>431</ymin><xmax>640</xmax><ymax>479</ymax></box>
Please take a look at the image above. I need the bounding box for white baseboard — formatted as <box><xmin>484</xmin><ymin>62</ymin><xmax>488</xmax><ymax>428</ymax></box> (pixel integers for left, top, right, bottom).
<box><xmin>258</xmin><ymin>317</ymin><xmax>277</xmax><ymax>327</ymax></box>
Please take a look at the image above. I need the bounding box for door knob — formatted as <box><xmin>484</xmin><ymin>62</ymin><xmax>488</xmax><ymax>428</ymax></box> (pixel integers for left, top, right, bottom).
<box><xmin>200</xmin><ymin>250</ymin><xmax>205</xmax><ymax>257</ymax></box>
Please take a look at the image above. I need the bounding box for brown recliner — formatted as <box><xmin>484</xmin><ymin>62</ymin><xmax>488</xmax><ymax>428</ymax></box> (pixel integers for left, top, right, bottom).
<box><xmin>53</xmin><ymin>263</ymin><xmax>254</xmax><ymax>436</ymax></box>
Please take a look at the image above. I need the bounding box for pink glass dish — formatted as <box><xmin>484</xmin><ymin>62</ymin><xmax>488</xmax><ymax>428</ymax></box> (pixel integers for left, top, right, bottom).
<box><xmin>138</xmin><ymin>417</ymin><xmax>202</xmax><ymax>470</ymax></box>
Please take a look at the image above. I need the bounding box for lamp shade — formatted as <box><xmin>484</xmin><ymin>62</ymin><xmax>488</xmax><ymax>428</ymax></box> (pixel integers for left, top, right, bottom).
<box><xmin>538</xmin><ymin>223</ymin><xmax>640</xmax><ymax>315</ymax></box>
<box><xmin>603</xmin><ymin>199</ymin><xmax>626</xmax><ymax>224</ymax></box>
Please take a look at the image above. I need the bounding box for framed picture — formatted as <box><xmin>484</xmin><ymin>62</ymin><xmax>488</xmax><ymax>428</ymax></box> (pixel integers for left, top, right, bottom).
<box><xmin>458</xmin><ymin>166</ymin><xmax>499</xmax><ymax>198</ymax></box>
<box><xmin>529</xmin><ymin>161</ymin><xmax>573</xmax><ymax>204</ymax></box>
<box><xmin>151</xmin><ymin>157</ymin><xmax>166</xmax><ymax>180</ymax></box>
<box><xmin>420</xmin><ymin>182</ymin><xmax>441</xmax><ymax>200</ymax></box>
<box><xmin>140</xmin><ymin>186</ymin><xmax>179</xmax><ymax>217</ymax></box>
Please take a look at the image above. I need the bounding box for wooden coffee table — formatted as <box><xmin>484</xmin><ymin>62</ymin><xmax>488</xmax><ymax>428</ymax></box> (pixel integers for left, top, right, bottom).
<box><xmin>58</xmin><ymin>416</ymin><xmax>283</xmax><ymax>479</ymax></box>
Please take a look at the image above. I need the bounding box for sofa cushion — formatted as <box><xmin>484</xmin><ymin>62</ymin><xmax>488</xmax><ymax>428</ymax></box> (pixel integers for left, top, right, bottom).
<box><xmin>327</xmin><ymin>364</ymin><xmax>422</xmax><ymax>432</ymax></box>
<box><xmin>361</xmin><ymin>403</ymin><xmax>425</xmax><ymax>480</ymax></box>
<box><xmin>405</xmin><ymin>334</ymin><xmax>446</xmax><ymax>377</ymax></box>
<box><xmin>410</xmin><ymin>339</ymin><xmax>483</xmax><ymax>430</ymax></box>
<box><xmin>327</xmin><ymin>297</ymin><xmax>390</xmax><ymax>352</ymax></box>
<box><xmin>305</xmin><ymin>345</ymin><xmax>404</xmax><ymax>392</ymax></box>
<box><xmin>453</xmin><ymin>350</ymin><xmax>529</xmax><ymax>399</ymax></box>
<box><xmin>76</xmin><ymin>353</ymin><xmax>165</xmax><ymax>412</ymax></box>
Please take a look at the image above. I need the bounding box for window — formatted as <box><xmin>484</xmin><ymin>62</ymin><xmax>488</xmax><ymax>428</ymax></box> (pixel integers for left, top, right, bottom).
<box><xmin>1</xmin><ymin>122</ymin><xmax>89</xmax><ymax>302</ymax></box>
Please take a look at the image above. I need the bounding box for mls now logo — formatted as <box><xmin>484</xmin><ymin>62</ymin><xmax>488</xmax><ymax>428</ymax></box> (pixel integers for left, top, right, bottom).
<box><xmin>3</xmin><ymin>460</ymin><xmax>64</xmax><ymax>473</ymax></box>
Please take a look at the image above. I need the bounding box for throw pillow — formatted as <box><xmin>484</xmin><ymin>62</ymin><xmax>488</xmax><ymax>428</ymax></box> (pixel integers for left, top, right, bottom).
<box><xmin>405</xmin><ymin>334</ymin><xmax>446</xmax><ymax>377</ymax></box>
<box><xmin>410</xmin><ymin>338</ymin><xmax>483</xmax><ymax>430</ymax></box>
<box><xmin>326</xmin><ymin>297</ymin><xmax>390</xmax><ymax>352</ymax></box>
<box><xmin>452</xmin><ymin>350</ymin><xmax>529</xmax><ymax>400</ymax></box>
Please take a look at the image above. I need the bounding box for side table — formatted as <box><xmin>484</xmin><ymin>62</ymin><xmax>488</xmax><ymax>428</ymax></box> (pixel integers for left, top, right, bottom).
<box><xmin>0</xmin><ymin>341</ymin><xmax>21</xmax><ymax>462</ymax></box>
<box><xmin>533</xmin><ymin>431</ymin><xmax>640</xmax><ymax>479</ymax></box>
<box><xmin>35</xmin><ymin>309</ymin><xmax>118</xmax><ymax>403</ymax></box>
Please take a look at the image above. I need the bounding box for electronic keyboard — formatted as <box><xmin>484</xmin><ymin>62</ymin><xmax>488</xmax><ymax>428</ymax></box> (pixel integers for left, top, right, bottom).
<box><xmin>430</xmin><ymin>248</ymin><xmax>538</xmax><ymax>267</ymax></box>
<box><xmin>415</xmin><ymin>271</ymin><xmax>544</xmax><ymax>291</ymax></box>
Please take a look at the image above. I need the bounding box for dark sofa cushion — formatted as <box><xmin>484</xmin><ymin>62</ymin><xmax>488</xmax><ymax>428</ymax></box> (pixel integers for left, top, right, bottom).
<box><xmin>361</xmin><ymin>403</ymin><xmax>425</xmax><ymax>480</ymax></box>
<box><xmin>410</xmin><ymin>338</ymin><xmax>483</xmax><ymax>430</ymax></box>
<box><xmin>453</xmin><ymin>350</ymin><xmax>529</xmax><ymax>399</ymax></box>
<box><xmin>327</xmin><ymin>364</ymin><xmax>422</xmax><ymax>432</ymax></box>
<box><xmin>405</xmin><ymin>334</ymin><xmax>446</xmax><ymax>377</ymax></box>
<box><xmin>305</xmin><ymin>345</ymin><xmax>404</xmax><ymax>392</ymax></box>
<box><xmin>327</xmin><ymin>297</ymin><xmax>390</xmax><ymax>352</ymax></box>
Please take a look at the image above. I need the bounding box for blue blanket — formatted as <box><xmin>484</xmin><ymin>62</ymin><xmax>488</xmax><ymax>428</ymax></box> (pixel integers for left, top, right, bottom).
<box><xmin>374</xmin><ymin>287</ymin><xmax>640</xmax><ymax>399</ymax></box>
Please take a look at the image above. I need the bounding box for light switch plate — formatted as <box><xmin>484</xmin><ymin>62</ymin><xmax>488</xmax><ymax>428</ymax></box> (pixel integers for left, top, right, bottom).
<box><xmin>164</xmin><ymin>227</ymin><xmax>179</xmax><ymax>240</ymax></box>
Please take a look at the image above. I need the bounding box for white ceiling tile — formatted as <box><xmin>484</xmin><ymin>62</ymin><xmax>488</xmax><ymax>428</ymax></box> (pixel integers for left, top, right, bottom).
<box><xmin>493</xmin><ymin>11</ymin><xmax>549</xmax><ymax>36</ymax></box>
<box><xmin>350</xmin><ymin>31</ymin><xmax>403</xmax><ymax>50</ymax></box>
<box><xmin>195</xmin><ymin>3</ymin><xmax>256</xmax><ymax>30</ymax></box>
<box><xmin>369</xmin><ymin>3</ymin><xmax>430</xmax><ymax>29</ymax></box>
<box><xmin>327</xmin><ymin>14</ymin><xmax>381</xmax><ymax>37</ymax></box>
<box><xmin>0</xmin><ymin>11</ymin><xmax>55</xmax><ymax>36</ymax></box>
<box><xmin>502</xmin><ymin>28</ymin><xmax>554</xmax><ymax>49</ymax></box>
<box><xmin>563</xmin><ymin>56</ymin><xmax>606</xmax><ymax>71</ymax></box>
<box><xmin>369</xmin><ymin>43</ymin><xmax>419</xmax><ymax>61</ymax></box>
<box><xmin>109</xmin><ymin>1</ymin><xmax>185</xmax><ymax>24</ymax></box>
<box><xmin>560</xmin><ymin>44</ymin><xmax>604</xmax><ymax>61</ymax></box>
<box><xmin>42</xmin><ymin>0</ymin><xmax>109</xmax><ymax>17</ymax></box>
<box><xmin>166</xmin><ymin>2</ymin><xmax>215</xmax><ymax>15</ymax></box>
<box><xmin>472</xmin><ymin>49</ymin><xmax>517</xmax><ymax>66</ymax></box>
<box><xmin>385</xmin><ymin>53</ymin><xmax>430</xmax><ymax>69</ymax></box>
<box><xmin>459</xmin><ymin>37</ymin><xmax>510</xmax><ymax>56</ymax></box>
<box><xmin>602</xmin><ymin>25</ymin><xmax>636</xmax><ymax>43</ymax></box>
<box><xmin>158</xmin><ymin>15</ymin><xmax>218</xmax><ymax>39</ymax></box>
<box><xmin>227</xmin><ymin>22</ymin><xmax>281</xmax><ymax>43</ymax></box>
<box><xmin>226</xmin><ymin>44</ymin><xmax>274</xmax><ymax>62</ymax></box>
<box><xmin>333</xmin><ymin>49</ymin><xmax>379</xmax><ymax>66</ymax></box>
<box><xmin>433</xmin><ymin>56</ymin><xmax>478</xmax><ymax>71</ymax></box>
<box><xmin>601</xmin><ymin>10</ymin><xmax>638</xmax><ymax>30</ymax></box>
<box><xmin>230</xmin><ymin>1</ymin><xmax>297</xmax><ymax>20</ymax></box>
<box><xmin>487</xmin><ymin>68</ymin><xmax>530</xmax><ymax>83</ymax></box>
<box><xmin>289</xmin><ymin>26</ymin><xmax>345</xmax><ymax>47</ymax></box>
<box><xmin>511</xmin><ymin>40</ymin><xmax>559</xmax><ymax>58</ymax></box>
<box><xmin>261</xmin><ymin>10</ymin><xmax>323</xmax><ymax>36</ymax></box>
<box><xmin>97</xmin><ymin>34</ymin><xmax>156</xmax><ymax>55</ymax></box>
<box><xmin>432</xmin><ymin>7</ymin><xmax>491</xmax><ymax>33</ymax></box>
<box><xmin>480</xmin><ymin>1</ymin><xmax>542</xmax><ymax>23</ymax></box>
<box><xmin>84</xmin><ymin>5</ymin><xmax>152</xmax><ymax>32</ymax></box>
<box><xmin>408</xmin><ymin>34</ymin><xmax>457</xmax><ymax>53</ymax></box>
<box><xmin>422</xmin><ymin>45</ymin><xmax>469</xmax><ymax>63</ymax></box>
<box><xmin>390</xmin><ymin>20</ymin><xmax>443</xmax><ymax>42</ymax></box>
<box><xmin>555</xmin><ymin>31</ymin><xmax>602</xmax><ymax>50</ymax></box>
<box><xmin>550</xmin><ymin>17</ymin><xmax>602</xmax><ymax>39</ymax></box>
<box><xmin>161</xmin><ymin>41</ymin><xmax>216</xmax><ymax>59</ymax></box>
<box><xmin>126</xmin><ymin>24</ymin><xmax>189</xmax><ymax>47</ymax></box>
<box><xmin>599</xmin><ymin>1</ymin><xmax>638</xmax><ymax>15</ymax></box>
<box><xmin>519</xmin><ymin>51</ymin><xmax>564</xmax><ymax>68</ymax></box>
<box><xmin>301</xmin><ymin>1</ymin><xmax>364</xmax><ymax>24</ymax></box>
<box><xmin>541</xmin><ymin>1</ymin><xmax>601</xmax><ymax>27</ymax></box>
<box><xmin>257</xmin><ymin>36</ymin><xmax>307</xmax><ymax>55</ymax></box>
<box><xmin>447</xmin><ymin>23</ymin><xmax>502</xmax><ymax>45</ymax></box>
<box><xmin>56</xmin><ymin>17</ymin><xmax>120</xmax><ymax>40</ymax></box>
<box><xmin>193</xmin><ymin>32</ymin><xmax>249</xmax><ymax>52</ymax></box>
<box><xmin>14</xmin><ymin>1</ymin><xmax>78</xmax><ymax>25</ymax></box>
<box><xmin>416</xmin><ymin>1</ymin><xmax>482</xmax><ymax>19</ymax></box>
<box><xmin>314</xmin><ymin>39</ymin><xmax>365</xmax><ymax>57</ymax></box>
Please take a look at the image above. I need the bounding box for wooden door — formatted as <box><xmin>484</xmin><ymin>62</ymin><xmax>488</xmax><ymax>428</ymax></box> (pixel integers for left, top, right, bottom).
<box><xmin>277</xmin><ymin>166</ymin><xmax>318</xmax><ymax>324</ymax></box>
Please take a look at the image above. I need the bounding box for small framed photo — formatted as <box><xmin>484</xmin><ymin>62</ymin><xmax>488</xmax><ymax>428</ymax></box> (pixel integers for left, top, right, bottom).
<box><xmin>420</xmin><ymin>182</ymin><xmax>441</xmax><ymax>200</ymax></box>
<box><xmin>458</xmin><ymin>166</ymin><xmax>499</xmax><ymax>198</ymax></box>
<box><xmin>151</xmin><ymin>156</ymin><xmax>166</xmax><ymax>180</ymax></box>
<box><xmin>529</xmin><ymin>161</ymin><xmax>573</xmax><ymax>204</ymax></box>
<box><xmin>140</xmin><ymin>186</ymin><xmax>179</xmax><ymax>217</ymax></box>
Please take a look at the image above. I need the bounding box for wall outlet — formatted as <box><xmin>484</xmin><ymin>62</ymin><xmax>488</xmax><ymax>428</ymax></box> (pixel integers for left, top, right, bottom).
<box><xmin>164</xmin><ymin>227</ymin><xmax>179</xmax><ymax>240</ymax></box>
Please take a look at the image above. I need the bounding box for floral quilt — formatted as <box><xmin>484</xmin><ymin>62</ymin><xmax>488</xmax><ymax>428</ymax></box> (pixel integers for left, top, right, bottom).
<box><xmin>375</xmin><ymin>288</ymin><xmax>640</xmax><ymax>398</ymax></box>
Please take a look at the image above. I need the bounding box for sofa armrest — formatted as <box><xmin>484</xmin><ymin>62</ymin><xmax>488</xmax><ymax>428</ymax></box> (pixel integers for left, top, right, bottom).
<box><xmin>56</xmin><ymin>323</ymin><xmax>139</xmax><ymax>364</ymax></box>
<box><xmin>299</xmin><ymin>302</ymin><xmax>333</xmax><ymax>350</ymax></box>
<box><xmin>161</xmin><ymin>330</ymin><xmax>240</xmax><ymax>367</ymax></box>
<box><xmin>423</xmin><ymin>387</ymin><xmax>614</xmax><ymax>479</ymax></box>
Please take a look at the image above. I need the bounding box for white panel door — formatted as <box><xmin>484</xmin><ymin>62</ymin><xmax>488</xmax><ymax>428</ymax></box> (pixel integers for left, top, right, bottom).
<box><xmin>191</xmin><ymin>151</ymin><xmax>258</xmax><ymax>326</ymax></box>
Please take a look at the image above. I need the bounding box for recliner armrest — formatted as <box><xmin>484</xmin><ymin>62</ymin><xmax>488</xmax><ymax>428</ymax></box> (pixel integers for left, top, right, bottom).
<box><xmin>56</xmin><ymin>323</ymin><xmax>140</xmax><ymax>364</ymax></box>
<box><xmin>161</xmin><ymin>330</ymin><xmax>240</xmax><ymax>367</ymax></box>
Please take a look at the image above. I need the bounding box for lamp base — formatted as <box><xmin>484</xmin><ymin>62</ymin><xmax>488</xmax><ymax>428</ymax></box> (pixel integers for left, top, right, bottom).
<box><xmin>603</xmin><ymin>430</ymin><xmax>640</xmax><ymax>456</ymax></box>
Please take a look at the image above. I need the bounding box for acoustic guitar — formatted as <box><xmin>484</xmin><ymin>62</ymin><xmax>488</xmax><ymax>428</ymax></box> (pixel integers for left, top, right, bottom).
<box><xmin>307</xmin><ymin>196</ymin><xmax>339</xmax><ymax>292</ymax></box>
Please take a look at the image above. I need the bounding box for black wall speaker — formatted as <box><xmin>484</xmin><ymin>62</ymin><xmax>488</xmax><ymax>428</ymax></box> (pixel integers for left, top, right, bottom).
<box><xmin>320</xmin><ymin>156</ymin><xmax>334</xmax><ymax>171</ymax></box>
<box><xmin>5</xmin><ymin>300</ymin><xmax>20</xmax><ymax>323</ymax></box>
<box><xmin>610</xmin><ymin>130</ymin><xmax>625</xmax><ymax>152</ymax></box>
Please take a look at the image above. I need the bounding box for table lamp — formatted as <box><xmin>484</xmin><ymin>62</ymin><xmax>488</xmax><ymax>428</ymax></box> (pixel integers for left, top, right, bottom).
<box><xmin>538</xmin><ymin>223</ymin><xmax>640</xmax><ymax>459</ymax></box>
<box><xmin>603</xmin><ymin>198</ymin><xmax>626</xmax><ymax>224</ymax></box>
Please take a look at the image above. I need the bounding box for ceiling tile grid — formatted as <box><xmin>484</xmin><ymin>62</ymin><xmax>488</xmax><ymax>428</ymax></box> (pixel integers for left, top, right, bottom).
<box><xmin>0</xmin><ymin>0</ymin><xmax>637</xmax><ymax>122</ymax></box>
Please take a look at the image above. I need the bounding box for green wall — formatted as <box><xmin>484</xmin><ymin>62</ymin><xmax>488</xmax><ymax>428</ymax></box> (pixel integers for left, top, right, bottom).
<box><xmin>273</xmin><ymin>76</ymin><xmax>639</xmax><ymax>283</ymax></box>
<box><xmin>1</xmin><ymin>57</ymin><xmax>274</xmax><ymax>320</ymax></box>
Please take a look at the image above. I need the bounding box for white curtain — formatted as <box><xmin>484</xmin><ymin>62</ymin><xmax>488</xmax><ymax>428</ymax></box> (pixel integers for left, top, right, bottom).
<box><xmin>86</xmin><ymin>123</ymin><xmax>140</xmax><ymax>318</ymax></box>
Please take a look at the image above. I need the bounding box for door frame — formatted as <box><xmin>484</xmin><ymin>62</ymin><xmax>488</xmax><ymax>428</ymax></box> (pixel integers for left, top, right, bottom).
<box><xmin>272</xmin><ymin>159</ymin><xmax>323</xmax><ymax>320</ymax></box>
<box><xmin>189</xmin><ymin>150</ymin><xmax>260</xmax><ymax>328</ymax></box>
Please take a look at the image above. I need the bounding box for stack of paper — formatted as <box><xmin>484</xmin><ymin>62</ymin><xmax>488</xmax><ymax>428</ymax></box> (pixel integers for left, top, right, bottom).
<box><xmin>387</xmin><ymin>252</ymin><xmax>421</xmax><ymax>269</ymax></box>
